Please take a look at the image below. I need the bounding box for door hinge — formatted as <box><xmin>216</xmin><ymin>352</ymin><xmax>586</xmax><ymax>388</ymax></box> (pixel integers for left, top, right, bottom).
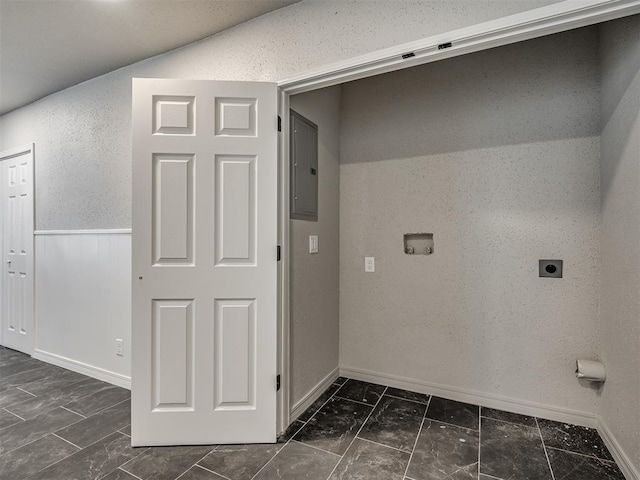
<box><xmin>277</xmin><ymin>245</ymin><xmax>281</xmax><ymax>261</ymax></box>
<box><xmin>277</xmin><ymin>374</ymin><xmax>281</xmax><ymax>391</ymax></box>
<box><xmin>278</xmin><ymin>115</ymin><xmax>282</xmax><ymax>132</ymax></box>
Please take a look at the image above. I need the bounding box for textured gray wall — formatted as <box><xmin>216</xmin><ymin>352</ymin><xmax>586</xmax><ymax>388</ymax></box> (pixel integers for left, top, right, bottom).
<box><xmin>289</xmin><ymin>87</ymin><xmax>341</xmax><ymax>405</ymax></box>
<box><xmin>339</xmin><ymin>27</ymin><xmax>602</xmax><ymax>414</ymax></box>
<box><xmin>0</xmin><ymin>0</ymin><xmax>562</xmax><ymax>230</ymax></box>
<box><xmin>599</xmin><ymin>15</ymin><xmax>640</xmax><ymax>472</ymax></box>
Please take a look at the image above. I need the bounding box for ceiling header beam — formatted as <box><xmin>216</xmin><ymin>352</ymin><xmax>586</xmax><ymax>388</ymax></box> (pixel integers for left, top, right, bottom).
<box><xmin>279</xmin><ymin>0</ymin><xmax>640</xmax><ymax>94</ymax></box>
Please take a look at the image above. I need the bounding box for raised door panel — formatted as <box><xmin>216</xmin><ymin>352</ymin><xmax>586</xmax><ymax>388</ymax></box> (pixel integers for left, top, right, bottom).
<box><xmin>152</xmin><ymin>154</ymin><xmax>194</xmax><ymax>265</ymax></box>
<box><xmin>215</xmin><ymin>155</ymin><xmax>256</xmax><ymax>266</ymax></box>
<box><xmin>153</xmin><ymin>96</ymin><xmax>195</xmax><ymax>135</ymax></box>
<box><xmin>214</xmin><ymin>299</ymin><xmax>256</xmax><ymax>410</ymax></box>
<box><xmin>152</xmin><ymin>299</ymin><xmax>194</xmax><ymax>410</ymax></box>
<box><xmin>215</xmin><ymin>97</ymin><xmax>257</xmax><ymax>137</ymax></box>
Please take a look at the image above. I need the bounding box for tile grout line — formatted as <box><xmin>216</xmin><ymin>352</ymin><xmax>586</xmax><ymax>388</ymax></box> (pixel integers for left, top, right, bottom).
<box><xmin>383</xmin><ymin>393</ymin><xmax>430</xmax><ymax>406</ymax></box>
<box><xmin>324</xmin><ymin>386</ymin><xmax>389</xmax><ymax>480</ymax></box>
<box><xmin>297</xmin><ymin>382</ymin><xmax>344</xmax><ymax>425</ymax></box>
<box><xmin>5</xmin><ymin>379</ymin><xmax>108</xmax><ymax>417</ymax></box>
<box><xmin>422</xmin><ymin>416</ymin><xmax>480</xmax><ymax>432</ymax></box>
<box><xmin>0</xmin><ymin>432</ymin><xmax>49</xmax><ymax>457</ymax></box>
<box><xmin>51</xmin><ymin>432</ymin><xmax>83</xmax><ymax>450</ymax></box>
<box><xmin>21</xmin><ymin>432</ymin><xmax>114</xmax><ymax>478</ymax></box>
<box><xmin>544</xmin><ymin>445</ymin><xmax>617</xmax><ymax>463</ymax></box>
<box><xmin>478</xmin><ymin>406</ymin><xmax>482</xmax><ymax>478</ymax></box>
<box><xmin>53</xmin><ymin>381</ymin><xmax>118</xmax><ymax>414</ymax></box>
<box><xmin>49</xmin><ymin>408</ymin><xmax>95</xmax><ymax>436</ymax></box>
<box><xmin>291</xmin><ymin>439</ymin><xmax>342</xmax><ymax>457</ymax></box>
<box><xmin>402</xmin><ymin>395</ymin><xmax>431</xmax><ymax>479</ymax></box>
<box><xmin>248</xmin><ymin>444</ymin><xmax>286</xmax><ymax>479</ymax></box>
<box><xmin>332</xmin><ymin>394</ymin><xmax>376</xmax><ymax>408</ymax></box>
<box><xmin>119</xmin><ymin>455</ymin><xmax>150</xmax><ymax>479</ymax></box>
<box><xmin>195</xmin><ymin>463</ymin><xmax>233</xmax><ymax>480</ymax></box>
<box><xmin>357</xmin><ymin>436</ymin><xmax>411</xmax><ymax>454</ymax></box>
<box><xmin>20</xmin><ymin>376</ymin><xmax>89</xmax><ymax>398</ymax></box>
<box><xmin>0</xmin><ymin>426</ymin><xmax>66</xmax><ymax>457</ymax></box>
<box><xmin>114</xmin><ymin>467</ymin><xmax>144</xmax><ymax>480</ymax></box>
<box><xmin>535</xmin><ymin>417</ymin><xmax>556</xmax><ymax>480</ymax></box>
<box><xmin>68</xmin><ymin>424</ymin><xmax>142</xmax><ymax>456</ymax></box>
<box><xmin>248</xmin><ymin>379</ymin><xmax>351</xmax><ymax>480</ymax></box>
<box><xmin>7</xmin><ymin>388</ymin><xmax>116</xmax><ymax>421</ymax></box>
<box><xmin>249</xmin><ymin>398</ymin><xmax>334</xmax><ymax>480</ymax></box>
<box><xmin>283</xmin><ymin>419</ymin><xmax>308</xmax><ymax>440</ymax></box>
<box><xmin>3</xmin><ymin>407</ymin><xmax>26</xmax><ymax>421</ymax></box>
<box><xmin>448</xmin><ymin>464</ymin><xmax>482</xmax><ymax>478</ymax></box>
<box><xmin>13</xmin><ymin>449</ymin><xmax>75</xmax><ymax>479</ymax></box>
<box><xmin>480</xmin><ymin>414</ymin><xmax>536</xmax><ymax>428</ymax></box>
<box><xmin>60</xmin><ymin>405</ymin><xmax>87</xmax><ymax>418</ymax></box>
<box><xmin>62</xmin><ymin>394</ymin><xmax>131</xmax><ymax>419</ymax></box>
<box><xmin>172</xmin><ymin>448</ymin><xmax>221</xmax><ymax>480</ymax></box>
<box><xmin>251</xmin><ymin>406</ymin><xmax>325</xmax><ymax>480</ymax></box>
<box><xmin>15</xmin><ymin>386</ymin><xmax>37</xmax><ymax>397</ymax></box>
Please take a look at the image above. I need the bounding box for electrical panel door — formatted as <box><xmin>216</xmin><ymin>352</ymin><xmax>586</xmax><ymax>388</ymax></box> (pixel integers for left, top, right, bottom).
<box><xmin>290</xmin><ymin>110</ymin><xmax>318</xmax><ymax>221</ymax></box>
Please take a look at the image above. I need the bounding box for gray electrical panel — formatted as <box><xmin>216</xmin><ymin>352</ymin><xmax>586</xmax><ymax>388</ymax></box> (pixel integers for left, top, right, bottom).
<box><xmin>290</xmin><ymin>110</ymin><xmax>318</xmax><ymax>221</ymax></box>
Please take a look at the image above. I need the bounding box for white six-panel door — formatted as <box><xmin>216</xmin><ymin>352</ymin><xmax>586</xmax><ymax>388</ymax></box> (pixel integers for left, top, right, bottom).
<box><xmin>1</xmin><ymin>145</ymin><xmax>35</xmax><ymax>355</ymax></box>
<box><xmin>131</xmin><ymin>79</ymin><xmax>278</xmax><ymax>446</ymax></box>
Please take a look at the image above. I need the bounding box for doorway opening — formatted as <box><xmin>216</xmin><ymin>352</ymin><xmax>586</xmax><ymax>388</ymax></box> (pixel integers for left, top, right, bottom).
<box><xmin>281</xmin><ymin>13</ymin><xmax>635</xmax><ymax>438</ymax></box>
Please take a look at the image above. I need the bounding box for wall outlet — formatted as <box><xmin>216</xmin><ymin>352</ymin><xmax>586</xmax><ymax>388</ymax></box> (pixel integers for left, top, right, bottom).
<box><xmin>309</xmin><ymin>235</ymin><xmax>319</xmax><ymax>254</ymax></box>
<box><xmin>365</xmin><ymin>256</ymin><xmax>375</xmax><ymax>272</ymax></box>
<box><xmin>115</xmin><ymin>338</ymin><xmax>124</xmax><ymax>357</ymax></box>
<box><xmin>539</xmin><ymin>259</ymin><xmax>563</xmax><ymax>278</ymax></box>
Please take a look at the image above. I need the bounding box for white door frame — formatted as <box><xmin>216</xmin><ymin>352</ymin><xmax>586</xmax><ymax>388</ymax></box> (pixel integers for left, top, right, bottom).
<box><xmin>0</xmin><ymin>144</ymin><xmax>35</xmax><ymax>354</ymax></box>
<box><xmin>274</xmin><ymin>0</ymin><xmax>640</xmax><ymax>433</ymax></box>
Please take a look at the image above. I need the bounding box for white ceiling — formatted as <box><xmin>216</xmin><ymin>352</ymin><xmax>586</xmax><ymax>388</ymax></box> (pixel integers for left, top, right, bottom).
<box><xmin>0</xmin><ymin>0</ymin><xmax>300</xmax><ymax>116</ymax></box>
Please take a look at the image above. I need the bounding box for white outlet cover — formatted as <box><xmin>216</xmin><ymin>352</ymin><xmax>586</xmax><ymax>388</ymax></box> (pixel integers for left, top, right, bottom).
<box><xmin>365</xmin><ymin>256</ymin><xmax>375</xmax><ymax>272</ymax></box>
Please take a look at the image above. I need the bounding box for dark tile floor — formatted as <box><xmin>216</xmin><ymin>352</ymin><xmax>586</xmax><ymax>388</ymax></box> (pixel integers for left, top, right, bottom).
<box><xmin>0</xmin><ymin>347</ymin><xmax>625</xmax><ymax>479</ymax></box>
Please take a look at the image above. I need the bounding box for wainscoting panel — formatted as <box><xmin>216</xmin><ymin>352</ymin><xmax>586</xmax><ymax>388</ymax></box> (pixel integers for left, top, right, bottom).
<box><xmin>34</xmin><ymin>230</ymin><xmax>131</xmax><ymax>387</ymax></box>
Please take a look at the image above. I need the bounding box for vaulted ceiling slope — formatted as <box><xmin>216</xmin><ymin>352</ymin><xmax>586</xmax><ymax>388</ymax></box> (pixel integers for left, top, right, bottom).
<box><xmin>0</xmin><ymin>0</ymin><xmax>299</xmax><ymax>115</ymax></box>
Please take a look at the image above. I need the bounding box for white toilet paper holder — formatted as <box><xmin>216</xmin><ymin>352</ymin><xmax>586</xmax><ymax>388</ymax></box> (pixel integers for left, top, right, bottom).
<box><xmin>576</xmin><ymin>359</ymin><xmax>606</xmax><ymax>382</ymax></box>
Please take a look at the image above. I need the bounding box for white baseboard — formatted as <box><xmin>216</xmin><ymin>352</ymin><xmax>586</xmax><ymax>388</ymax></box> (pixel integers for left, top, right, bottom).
<box><xmin>340</xmin><ymin>366</ymin><xmax>597</xmax><ymax>428</ymax></box>
<box><xmin>290</xmin><ymin>367</ymin><xmax>340</xmax><ymax>421</ymax></box>
<box><xmin>33</xmin><ymin>349</ymin><xmax>131</xmax><ymax>390</ymax></box>
<box><xmin>598</xmin><ymin>417</ymin><xmax>640</xmax><ymax>480</ymax></box>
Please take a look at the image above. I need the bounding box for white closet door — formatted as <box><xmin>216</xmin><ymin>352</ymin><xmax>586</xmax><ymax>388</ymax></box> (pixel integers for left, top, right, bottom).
<box><xmin>132</xmin><ymin>79</ymin><xmax>278</xmax><ymax>446</ymax></box>
<box><xmin>1</xmin><ymin>145</ymin><xmax>34</xmax><ymax>355</ymax></box>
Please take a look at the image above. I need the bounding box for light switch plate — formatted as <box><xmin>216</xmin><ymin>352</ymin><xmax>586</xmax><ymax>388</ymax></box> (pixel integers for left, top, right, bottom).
<box><xmin>309</xmin><ymin>235</ymin><xmax>318</xmax><ymax>254</ymax></box>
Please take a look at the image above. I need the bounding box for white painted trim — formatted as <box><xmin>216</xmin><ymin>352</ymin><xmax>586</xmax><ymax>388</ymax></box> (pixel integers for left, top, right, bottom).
<box><xmin>598</xmin><ymin>417</ymin><xmax>640</xmax><ymax>480</ymax></box>
<box><xmin>340</xmin><ymin>366</ymin><xmax>597</xmax><ymax>428</ymax></box>
<box><xmin>33</xmin><ymin>349</ymin><xmax>131</xmax><ymax>390</ymax></box>
<box><xmin>290</xmin><ymin>367</ymin><xmax>339</xmax><ymax>422</ymax></box>
<box><xmin>278</xmin><ymin>0</ymin><xmax>640</xmax><ymax>94</ymax></box>
<box><xmin>277</xmin><ymin>89</ymin><xmax>292</xmax><ymax>435</ymax></box>
<box><xmin>34</xmin><ymin>229</ymin><xmax>132</xmax><ymax>235</ymax></box>
<box><xmin>0</xmin><ymin>144</ymin><xmax>34</xmax><ymax>160</ymax></box>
